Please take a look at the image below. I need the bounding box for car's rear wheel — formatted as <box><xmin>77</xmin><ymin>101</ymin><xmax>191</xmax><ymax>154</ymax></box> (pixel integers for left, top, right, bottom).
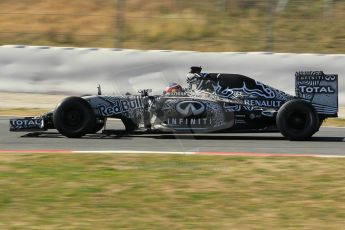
<box><xmin>276</xmin><ymin>99</ymin><xmax>319</xmax><ymax>141</ymax></box>
<box><xmin>53</xmin><ymin>97</ymin><xmax>96</xmax><ymax>138</ymax></box>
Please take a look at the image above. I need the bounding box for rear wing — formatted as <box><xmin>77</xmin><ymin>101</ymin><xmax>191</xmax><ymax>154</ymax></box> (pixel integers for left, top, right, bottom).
<box><xmin>295</xmin><ymin>71</ymin><xmax>338</xmax><ymax>117</ymax></box>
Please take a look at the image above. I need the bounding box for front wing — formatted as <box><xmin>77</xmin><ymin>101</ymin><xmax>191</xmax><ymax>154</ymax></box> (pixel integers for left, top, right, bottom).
<box><xmin>9</xmin><ymin>117</ymin><xmax>46</xmax><ymax>132</ymax></box>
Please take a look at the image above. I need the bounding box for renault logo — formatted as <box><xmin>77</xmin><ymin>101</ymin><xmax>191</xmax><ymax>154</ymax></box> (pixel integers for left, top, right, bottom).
<box><xmin>176</xmin><ymin>101</ymin><xmax>205</xmax><ymax>117</ymax></box>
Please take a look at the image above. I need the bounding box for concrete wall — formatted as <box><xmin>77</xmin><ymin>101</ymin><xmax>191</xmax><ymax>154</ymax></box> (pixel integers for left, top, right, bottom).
<box><xmin>1</xmin><ymin>45</ymin><xmax>344</xmax><ymax>105</ymax></box>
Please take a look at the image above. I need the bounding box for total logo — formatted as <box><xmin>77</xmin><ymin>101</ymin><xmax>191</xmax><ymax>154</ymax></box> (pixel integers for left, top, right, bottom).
<box><xmin>175</xmin><ymin>101</ymin><xmax>206</xmax><ymax>117</ymax></box>
<box><xmin>10</xmin><ymin>119</ymin><xmax>43</xmax><ymax>127</ymax></box>
<box><xmin>299</xmin><ymin>85</ymin><xmax>335</xmax><ymax>94</ymax></box>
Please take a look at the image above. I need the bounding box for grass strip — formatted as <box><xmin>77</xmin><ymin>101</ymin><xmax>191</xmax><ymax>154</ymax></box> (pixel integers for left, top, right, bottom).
<box><xmin>0</xmin><ymin>0</ymin><xmax>344</xmax><ymax>53</ymax></box>
<box><xmin>0</xmin><ymin>153</ymin><xmax>345</xmax><ymax>229</ymax></box>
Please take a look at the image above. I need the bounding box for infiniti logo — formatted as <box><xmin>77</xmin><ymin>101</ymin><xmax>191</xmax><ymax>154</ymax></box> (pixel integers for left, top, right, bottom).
<box><xmin>176</xmin><ymin>101</ymin><xmax>205</xmax><ymax>117</ymax></box>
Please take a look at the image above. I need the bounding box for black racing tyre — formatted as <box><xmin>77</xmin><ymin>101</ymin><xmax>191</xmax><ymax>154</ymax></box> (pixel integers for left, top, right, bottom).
<box><xmin>53</xmin><ymin>97</ymin><xmax>96</xmax><ymax>138</ymax></box>
<box><xmin>276</xmin><ymin>99</ymin><xmax>319</xmax><ymax>141</ymax></box>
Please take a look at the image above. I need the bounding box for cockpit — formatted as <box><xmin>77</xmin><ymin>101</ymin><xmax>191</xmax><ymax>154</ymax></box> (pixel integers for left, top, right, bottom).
<box><xmin>186</xmin><ymin>66</ymin><xmax>210</xmax><ymax>91</ymax></box>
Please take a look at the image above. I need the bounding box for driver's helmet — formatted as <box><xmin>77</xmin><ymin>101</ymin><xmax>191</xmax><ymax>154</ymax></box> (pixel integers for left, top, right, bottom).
<box><xmin>164</xmin><ymin>82</ymin><xmax>183</xmax><ymax>94</ymax></box>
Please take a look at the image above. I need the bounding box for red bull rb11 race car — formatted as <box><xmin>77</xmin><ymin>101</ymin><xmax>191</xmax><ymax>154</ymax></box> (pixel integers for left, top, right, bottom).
<box><xmin>10</xmin><ymin>67</ymin><xmax>339</xmax><ymax>140</ymax></box>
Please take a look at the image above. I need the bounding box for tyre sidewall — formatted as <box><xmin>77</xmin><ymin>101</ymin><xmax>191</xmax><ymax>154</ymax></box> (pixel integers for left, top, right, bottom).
<box><xmin>53</xmin><ymin>97</ymin><xmax>96</xmax><ymax>138</ymax></box>
<box><xmin>277</xmin><ymin>99</ymin><xmax>319</xmax><ymax>140</ymax></box>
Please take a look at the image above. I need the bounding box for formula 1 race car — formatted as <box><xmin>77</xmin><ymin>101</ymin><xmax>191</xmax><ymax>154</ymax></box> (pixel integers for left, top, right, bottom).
<box><xmin>10</xmin><ymin>67</ymin><xmax>339</xmax><ymax>140</ymax></box>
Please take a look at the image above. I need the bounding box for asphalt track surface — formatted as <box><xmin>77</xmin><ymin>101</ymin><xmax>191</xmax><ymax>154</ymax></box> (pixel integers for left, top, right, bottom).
<box><xmin>1</xmin><ymin>117</ymin><xmax>344</xmax><ymax>156</ymax></box>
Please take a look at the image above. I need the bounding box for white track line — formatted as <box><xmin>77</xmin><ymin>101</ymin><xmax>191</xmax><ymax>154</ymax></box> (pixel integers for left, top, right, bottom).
<box><xmin>73</xmin><ymin>150</ymin><xmax>345</xmax><ymax>158</ymax></box>
<box><xmin>74</xmin><ymin>150</ymin><xmax>194</xmax><ymax>155</ymax></box>
<box><xmin>0</xmin><ymin>150</ymin><xmax>344</xmax><ymax>158</ymax></box>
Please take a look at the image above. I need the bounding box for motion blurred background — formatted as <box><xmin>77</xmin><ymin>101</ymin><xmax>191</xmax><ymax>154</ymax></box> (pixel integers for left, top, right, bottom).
<box><xmin>0</xmin><ymin>0</ymin><xmax>344</xmax><ymax>53</ymax></box>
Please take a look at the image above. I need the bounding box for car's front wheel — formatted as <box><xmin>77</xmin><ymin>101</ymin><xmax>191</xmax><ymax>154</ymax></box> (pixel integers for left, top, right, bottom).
<box><xmin>53</xmin><ymin>97</ymin><xmax>96</xmax><ymax>138</ymax></box>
